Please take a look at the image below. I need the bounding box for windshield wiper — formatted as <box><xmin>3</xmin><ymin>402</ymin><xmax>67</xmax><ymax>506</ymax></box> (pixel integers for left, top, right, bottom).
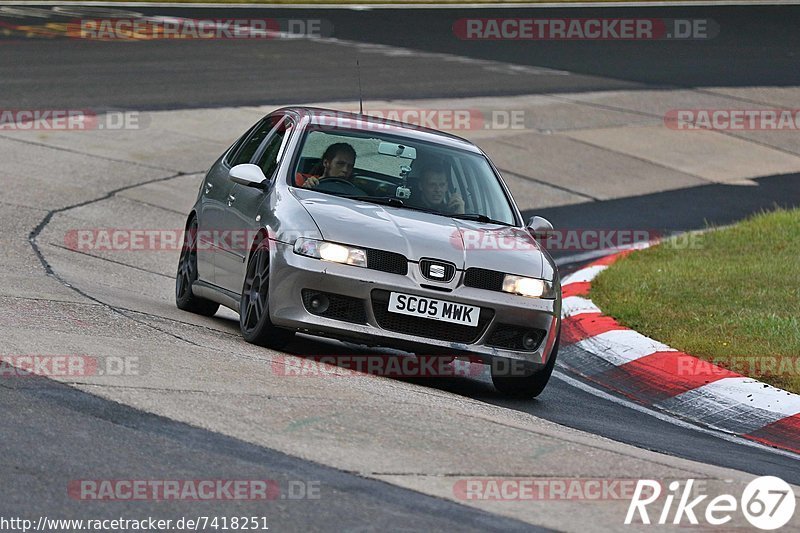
<box><xmin>344</xmin><ymin>195</ymin><xmax>407</xmax><ymax>208</ymax></box>
<box><xmin>340</xmin><ymin>196</ymin><xmax>507</xmax><ymax>224</ymax></box>
<box><xmin>450</xmin><ymin>213</ymin><xmax>514</xmax><ymax>226</ymax></box>
<box><xmin>343</xmin><ymin>196</ymin><xmax>442</xmax><ymax>215</ymax></box>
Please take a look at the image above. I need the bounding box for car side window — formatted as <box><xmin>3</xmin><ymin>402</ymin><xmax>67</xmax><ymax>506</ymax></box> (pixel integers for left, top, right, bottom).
<box><xmin>256</xmin><ymin>119</ymin><xmax>293</xmax><ymax>179</ymax></box>
<box><xmin>228</xmin><ymin>116</ymin><xmax>281</xmax><ymax>167</ymax></box>
<box><xmin>224</xmin><ymin>124</ymin><xmax>256</xmax><ymax>166</ymax></box>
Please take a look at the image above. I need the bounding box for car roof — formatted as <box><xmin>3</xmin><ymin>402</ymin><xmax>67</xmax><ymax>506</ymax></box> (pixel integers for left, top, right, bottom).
<box><xmin>273</xmin><ymin>106</ymin><xmax>484</xmax><ymax>154</ymax></box>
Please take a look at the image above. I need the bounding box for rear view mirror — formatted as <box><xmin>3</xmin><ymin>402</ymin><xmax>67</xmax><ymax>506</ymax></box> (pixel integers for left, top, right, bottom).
<box><xmin>229</xmin><ymin>164</ymin><xmax>267</xmax><ymax>189</ymax></box>
<box><xmin>378</xmin><ymin>142</ymin><xmax>417</xmax><ymax>159</ymax></box>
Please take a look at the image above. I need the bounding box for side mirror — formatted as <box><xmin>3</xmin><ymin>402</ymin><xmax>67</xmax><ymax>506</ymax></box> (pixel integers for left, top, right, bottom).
<box><xmin>526</xmin><ymin>216</ymin><xmax>554</xmax><ymax>233</ymax></box>
<box><xmin>229</xmin><ymin>164</ymin><xmax>267</xmax><ymax>189</ymax></box>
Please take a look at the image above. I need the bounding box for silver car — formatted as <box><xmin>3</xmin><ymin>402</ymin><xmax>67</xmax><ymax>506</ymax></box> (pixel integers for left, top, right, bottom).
<box><xmin>176</xmin><ymin>107</ymin><xmax>561</xmax><ymax>397</ymax></box>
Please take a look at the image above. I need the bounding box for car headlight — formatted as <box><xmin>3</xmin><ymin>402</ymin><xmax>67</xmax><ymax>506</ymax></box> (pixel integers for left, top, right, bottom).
<box><xmin>294</xmin><ymin>238</ymin><xmax>367</xmax><ymax>268</ymax></box>
<box><xmin>502</xmin><ymin>275</ymin><xmax>556</xmax><ymax>299</ymax></box>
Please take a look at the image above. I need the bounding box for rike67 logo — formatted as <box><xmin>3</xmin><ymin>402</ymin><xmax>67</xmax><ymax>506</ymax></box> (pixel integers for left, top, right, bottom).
<box><xmin>626</xmin><ymin>477</ymin><xmax>796</xmax><ymax>530</ymax></box>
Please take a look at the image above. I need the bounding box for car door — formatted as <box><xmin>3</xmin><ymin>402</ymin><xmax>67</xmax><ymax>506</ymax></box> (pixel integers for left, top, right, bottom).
<box><xmin>200</xmin><ymin>116</ymin><xmax>280</xmax><ymax>288</ymax></box>
<box><xmin>215</xmin><ymin>115</ymin><xmax>294</xmax><ymax>293</ymax></box>
<box><xmin>196</xmin><ymin>142</ymin><xmax>247</xmax><ymax>285</ymax></box>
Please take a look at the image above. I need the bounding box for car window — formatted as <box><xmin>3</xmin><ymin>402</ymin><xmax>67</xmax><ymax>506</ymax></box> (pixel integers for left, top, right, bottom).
<box><xmin>296</xmin><ymin>129</ymin><xmax>411</xmax><ymax>178</ymax></box>
<box><xmin>224</xmin><ymin>125</ymin><xmax>256</xmax><ymax>166</ymax></box>
<box><xmin>229</xmin><ymin>116</ymin><xmax>281</xmax><ymax>167</ymax></box>
<box><xmin>256</xmin><ymin>118</ymin><xmax>293</xmax><ymax>179</ymax></box>
<box><xmin>292</xmin><ymin>126</ymin><xmax>517</xmax><ymax>225</ymax></box>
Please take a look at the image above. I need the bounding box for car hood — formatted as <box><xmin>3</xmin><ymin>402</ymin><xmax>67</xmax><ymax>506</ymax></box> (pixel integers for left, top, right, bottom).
<box><xmin>294</xmin><ymin>190</ymin><xmax>546</xmax><ymax>279</ymax></box>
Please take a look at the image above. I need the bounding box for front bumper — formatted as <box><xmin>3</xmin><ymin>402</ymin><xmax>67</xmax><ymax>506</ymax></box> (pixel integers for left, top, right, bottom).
<box><xmin>268</xmin><ymin>241</ymin><xmax>560</xmax><ymax>366</ymax></box>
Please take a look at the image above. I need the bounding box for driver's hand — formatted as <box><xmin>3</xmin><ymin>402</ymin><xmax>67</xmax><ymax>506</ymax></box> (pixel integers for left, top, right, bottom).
<box><xmin>449</xmin><ymin>192</ymin><xmax>465</xmax><ymax>214</ymax></box>
<box><xmin>302</xmin><ymin>176</ymin><xmax>320</xmax><ymax>189</ymax></box>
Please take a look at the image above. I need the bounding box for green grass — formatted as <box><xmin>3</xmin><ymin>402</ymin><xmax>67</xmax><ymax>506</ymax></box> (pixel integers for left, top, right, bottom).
<box><xmin>591</xmin><ymin>207</ymin><xmax>800</xmax><ymax>394</ymax></box>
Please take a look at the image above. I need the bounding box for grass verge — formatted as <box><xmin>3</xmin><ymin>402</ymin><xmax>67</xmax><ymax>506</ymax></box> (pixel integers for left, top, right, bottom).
<box><xmin>591</xmin><ymin>207</ymin><xmax>800</xmax><ymax>394</ymax></box>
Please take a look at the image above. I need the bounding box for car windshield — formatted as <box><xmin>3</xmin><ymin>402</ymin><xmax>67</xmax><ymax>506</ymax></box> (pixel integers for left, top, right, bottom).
<box><xmin>292</xmin><ymin>125</ymin><xmax>518</xmax><ymax>226</ymax></box>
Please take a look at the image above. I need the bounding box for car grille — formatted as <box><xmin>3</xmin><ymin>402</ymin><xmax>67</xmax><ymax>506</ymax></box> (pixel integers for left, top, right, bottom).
<box><xmin>419</xmin><ymin>258</ymin><xmax>456</xmax><ymax>282</ymax></box>
<box><xmin>302</xmin><ymin>290</ymin><xmax>367</xmax><ymax>324</ymax></box>
<box><xmin>464</xmin><ymin>268</ymin><xmax>505</xmax><ymax>292</ymax></box>
<box><xmin>366</xmin><ymin>249</ymin><xmax>408</xmax><ymax>275</ymax></box>
<box><xmin>486</xmin><ymin>325</ymin><xmax>546</xmax><ymax>351</ymax></box>
<box><xmin>370</xmin><ymin>289</ymin><xmax>493</xmax><ymax>343</ymax></box>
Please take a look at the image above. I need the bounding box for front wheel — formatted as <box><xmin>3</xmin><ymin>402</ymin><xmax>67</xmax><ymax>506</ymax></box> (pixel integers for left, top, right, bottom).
<box><xmin>239</xmin><ymin>236</ymin><xmax>294</xmax><ymax>349</ymax></box>
<box><xmin>176</xmin><ymin>217</ymin><xmax>220</xmax><ymax>317</ymax></box>
<box><xmin>491</xmin><ymin>332</ymin><xmax>559</xmax><ymax>399</ymax></box>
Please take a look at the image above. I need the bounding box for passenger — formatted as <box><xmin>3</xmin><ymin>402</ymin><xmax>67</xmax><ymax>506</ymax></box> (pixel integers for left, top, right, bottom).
<box><xmin>412</xmin><ymin>160</ymin><xmax>465</xmax><ymax>214</ymax></box>
<box><xmin>297</xmin><ymin>143</ymin><xmax>356</xmax><ymax>188</ymax></box>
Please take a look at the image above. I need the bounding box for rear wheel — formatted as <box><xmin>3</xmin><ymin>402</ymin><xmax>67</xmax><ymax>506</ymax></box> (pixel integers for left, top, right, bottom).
<box><xmin>491</xmin><ymin>331</ymin><xmax>559</xmax><ymax>398</ymax></box>
<box><xmin>175</xmin><ymin>217</ymin><xmax>220</xmax><ymax>317</ymax></box>
<box><xmin>239</xmin><ymin>236</ymin><xmax>294</xmax><ymax>349</ymax></box>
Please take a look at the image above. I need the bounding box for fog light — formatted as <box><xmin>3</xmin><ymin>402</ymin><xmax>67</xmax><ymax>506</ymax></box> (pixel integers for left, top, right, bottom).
<box><xmin>309</xmin><ymin>294</ymin><xmax>329</xmax><ymax>314</ymax></box>
<box><xmin>522</xmin><ymin>331</ymin><xmax>540</xmax><ymax>350</ymax></box>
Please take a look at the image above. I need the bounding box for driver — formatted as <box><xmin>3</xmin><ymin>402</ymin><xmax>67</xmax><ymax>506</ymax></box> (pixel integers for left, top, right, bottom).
<box><xmin>297</xmin><ymin>143</ymin><xmax>356</xmax><ymax>189</ymax></box>
<box><xmin>412</xmin><ymin>160</ymin><xmax>465</xmax><ymax>214</ymax></box>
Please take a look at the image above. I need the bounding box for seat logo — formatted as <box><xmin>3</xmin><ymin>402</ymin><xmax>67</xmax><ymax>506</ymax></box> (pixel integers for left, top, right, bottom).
<box><xmin>420</xmin><ymin>259</ymin><xmax>455</xmax><ymax>282</ymax></box>
<box><xmin>430</xmin><ymin>264</ymin><xmax>446</xmax><ymax>278</ymax></box>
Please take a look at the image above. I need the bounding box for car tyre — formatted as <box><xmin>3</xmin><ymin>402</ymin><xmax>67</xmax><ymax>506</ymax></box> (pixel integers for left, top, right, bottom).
<box><xmin>239</xmin><ymin>236</ymin><xmax>294</xmax><ymax>349</ymax></box>
<box><xmin>491</xmin><ymin>330</ymin><xmax>559</xmax><ymax>399</ymax></box>
<box><xmin>176</xmin><ymin>217</ymin><xmax>220</xmax><ymax>317</ymax></box>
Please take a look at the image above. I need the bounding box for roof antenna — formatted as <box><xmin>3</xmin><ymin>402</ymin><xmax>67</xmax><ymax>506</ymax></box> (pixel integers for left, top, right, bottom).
<box><xmin>356</xmin><ymin>57</ymin><xmax>364</xmax><ymax>115</ymax></box>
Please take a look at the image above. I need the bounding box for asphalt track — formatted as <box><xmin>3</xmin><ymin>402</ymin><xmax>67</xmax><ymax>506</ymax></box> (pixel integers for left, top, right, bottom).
<box><xmin>2</xmin><ymin>3</ymin><xmax>800</xmax><ymax>529</ymax></box>
<box><xmin>1</xmin><ymin>373</ymin><xmax>538</xmax><ymax>531</ymax></box>
<box><xmin>533</xmin><ymin>172</ymin><xmax>800</xmax><ymax>253</ymax></box>
<box><xmin>2</xmin><ymin>5</ymin><xmax>800</xmax><ymax>109</ymax></box>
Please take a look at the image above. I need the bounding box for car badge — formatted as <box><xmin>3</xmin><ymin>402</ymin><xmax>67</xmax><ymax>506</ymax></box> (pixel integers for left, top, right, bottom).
<box><xmin>429</xmin><ymin>264</ymin><xmax>446</xmax><ymax>278</ymax></box>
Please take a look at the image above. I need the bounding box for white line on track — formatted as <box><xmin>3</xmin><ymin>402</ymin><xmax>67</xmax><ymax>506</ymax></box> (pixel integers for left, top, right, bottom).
<box><xmin>670</xmin><ymin>377</ymin><xmax>800</xmax><ymax>419</ymax></box>
<box><xmin>562</xmin><ymin>295</ymin><xmax>602</xmax><ymax>316</ymax></box>
<box><xmin>575</xmin><ymin>329</ymin><xmax>676</xmax><ymax>364</ymax></box>
<box><xmin>560</xmin><ymin>264</ymin><xmax>606</xmax><ymax>283</ymax></box>
<box><xmin>553</xmin><ymin>369</ymin><xmax>800</xmax><ymax>460</ymax></box>
<box><xmin>555</xmin><ymin>249</ymin><xmax>618</xmax><ymax>267</ymax></box>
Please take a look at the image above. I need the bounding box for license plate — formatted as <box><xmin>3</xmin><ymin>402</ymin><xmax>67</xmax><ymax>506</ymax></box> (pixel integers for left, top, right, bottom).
<box><xmin>387</xmin><ymin>292</ymin><xmax>480</xmax><ymax>327</ymax></box>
